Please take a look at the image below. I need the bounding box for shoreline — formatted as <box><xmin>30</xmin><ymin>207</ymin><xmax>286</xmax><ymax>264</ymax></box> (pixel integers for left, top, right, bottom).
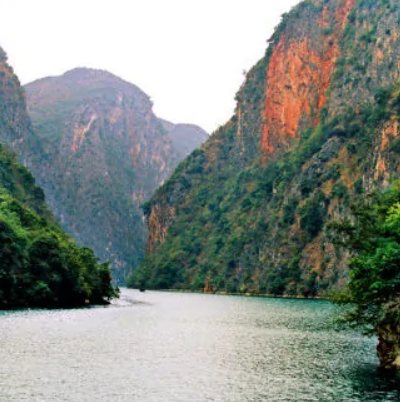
<box><xmin>128</xmin><ymin>287</ymin><xmax>328</xmax><ymax>301</ymax></box>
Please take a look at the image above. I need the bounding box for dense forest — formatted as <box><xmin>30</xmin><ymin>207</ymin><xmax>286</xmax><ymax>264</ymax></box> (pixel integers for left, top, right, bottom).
<box><xmin>332</xmin><ymin>181</ymin><xmax>400</xmax><ymax>368</ymax></box>
<box><xmin>0</xmin><ymin>143</ymin><xmax>118</xmax><ymax>308</ymax></box>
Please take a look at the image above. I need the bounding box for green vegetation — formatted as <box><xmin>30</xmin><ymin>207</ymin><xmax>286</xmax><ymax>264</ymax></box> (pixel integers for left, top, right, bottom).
<box><xmin>331</xmin><ymin>182</ymin><xmax>400</xmax><ymax>334</ymax></box>
<box><xmin>0</xmin><ymin>143</ymin><xmax>118</xmax><ymax>308</ymax></box>
<box><xmin>299</xmin><ymin>191</ymin><xmax>327</xmax><ymax>240</ymax></box>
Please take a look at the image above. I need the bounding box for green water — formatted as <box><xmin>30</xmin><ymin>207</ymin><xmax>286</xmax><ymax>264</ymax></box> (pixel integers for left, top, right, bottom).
<box><xmin>0</xmin><ymin>289</ymin><xmax>399</xmax><ymax>401</ymax></box>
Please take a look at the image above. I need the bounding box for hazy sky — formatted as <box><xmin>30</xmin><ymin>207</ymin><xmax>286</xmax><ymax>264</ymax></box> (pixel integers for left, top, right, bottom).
<box><xmin>1</xmin><ymin>0</ymin><xmax>300</xmax><ymax>133</ymax></box>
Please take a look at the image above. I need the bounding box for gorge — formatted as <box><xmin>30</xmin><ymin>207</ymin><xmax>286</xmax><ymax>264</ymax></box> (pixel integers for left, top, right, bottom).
<box><xmin>2</xmin><ymin>0</ymin><xmax>400</xmax><ymax>380</ymax></box>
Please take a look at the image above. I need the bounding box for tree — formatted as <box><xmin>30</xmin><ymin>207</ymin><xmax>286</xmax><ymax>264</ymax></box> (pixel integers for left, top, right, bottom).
<box><xmin>300</xmin><ymin>191</ymin><xmax>327</xmax><ymax>239</ymax></box>
<box><xmin>331</xmin><ymin>182</ymin><xmax>400</xmax><ymax>368</ymax></box>
<box><xmin>0</xmin><ymin>192</ymin><xmax>118</xmax><ymax>308</ymax></box>
<box><xmin>0</xmin><ymin>217</ymin><xmax>28</xmax><ymax>305</ymax></box>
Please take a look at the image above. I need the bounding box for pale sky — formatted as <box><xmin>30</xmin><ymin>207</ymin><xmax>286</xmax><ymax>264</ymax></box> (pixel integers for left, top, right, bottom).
<box><xmin>1</xmin><ymin>0</ymin><xmax>300</xmax><ymax>133</ymax></box>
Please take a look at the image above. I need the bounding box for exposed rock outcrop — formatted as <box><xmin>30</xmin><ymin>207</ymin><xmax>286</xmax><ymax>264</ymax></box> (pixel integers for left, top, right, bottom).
<box><xmin>262</xmin><ymin>0</ymin><xmax>355</xmax><ymax>157</ymax></box>
<box><xmin>377</xmin><ymin>303</ymin><xmax>400</xmax><ymax>369</ymax></box>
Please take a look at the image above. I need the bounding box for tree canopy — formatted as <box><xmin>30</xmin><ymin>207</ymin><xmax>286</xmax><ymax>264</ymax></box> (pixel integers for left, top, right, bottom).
<box><xmin>331</xmin><ymin>182</ymin><xmax>400</xmax><ymax>334</ymax></box>
<box><xmin>0</xmin><ymin>142</ymin><xmax>118</xmax><ymax>308</ymax></box>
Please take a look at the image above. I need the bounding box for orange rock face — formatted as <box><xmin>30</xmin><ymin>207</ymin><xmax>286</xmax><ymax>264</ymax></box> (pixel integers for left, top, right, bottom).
<box><xmin>146</xmin><ymin>203</ymin><xmax>176</xmax><ymax>254</ymax></box>
<box><xmin>261</xmin><ymin>0</ymin><xmax>355</xmax><ymax>159</ymax></box>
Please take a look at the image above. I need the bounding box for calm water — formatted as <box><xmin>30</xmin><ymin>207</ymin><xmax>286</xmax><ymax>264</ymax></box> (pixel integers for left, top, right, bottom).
<box><xmin>0</xmin><ymin>290</ymin><xmax>400</xmax><ymax>402</ymax></box>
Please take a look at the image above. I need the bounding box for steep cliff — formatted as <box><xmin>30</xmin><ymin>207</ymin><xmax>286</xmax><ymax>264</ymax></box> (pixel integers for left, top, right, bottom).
<box><xmin>19</xmin><ymin>69</ymin><xmax>207</xmax><ymax>283</ymax></box>
<box><xmin>135</xmin><ymin>0</ymin><xmax>400</xmax><ymax>297</ymax></box>
<box><xmin>0</xmin><ymin>47</ymin><xmax>42</xmax><ymax>166</ymax></box>
<box><xmin>0</xmin><ymin>47</ymin><xmax>116</xmax><ymax>307</ymax></box>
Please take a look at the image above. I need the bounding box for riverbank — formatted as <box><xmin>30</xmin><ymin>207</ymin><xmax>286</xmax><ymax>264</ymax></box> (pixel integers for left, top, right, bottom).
<box><xmin>129</xmin><ymin>287</ymin><xmax>328</xmax><ymax>300</ymax></box>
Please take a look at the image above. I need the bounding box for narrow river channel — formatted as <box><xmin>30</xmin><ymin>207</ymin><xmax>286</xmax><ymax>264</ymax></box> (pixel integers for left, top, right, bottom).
<box><xmin>1</xmin><ymin>289</ymin><xmax>399</xmax><ymax>401</ymax></box>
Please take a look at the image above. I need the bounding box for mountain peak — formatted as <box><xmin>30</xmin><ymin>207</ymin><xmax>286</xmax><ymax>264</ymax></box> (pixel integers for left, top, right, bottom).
<box><xmin>62</xmin><ymin>67</ymin><xmax>128</xmax><ymax>85</ymax></box>
<box><xmin>0</xmin><ymin>46</ymin><xmax>7</xmax><ymax>62</ymax></box>
<box><xmin>21</xmin><ymin>67</ymin><xmax>207</xmax><ymax>283</ymax></box>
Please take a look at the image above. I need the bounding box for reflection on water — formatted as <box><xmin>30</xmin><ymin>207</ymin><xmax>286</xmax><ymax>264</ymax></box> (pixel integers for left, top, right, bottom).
<box><xmin>0</xmin><ymin>289</ymin><xmax>399</xmax><ymax>401</ymax></box>
<box><xmin>346</xmin><ymin>364</ymin><xmax>400</xmax><ymax>400</ymax></box>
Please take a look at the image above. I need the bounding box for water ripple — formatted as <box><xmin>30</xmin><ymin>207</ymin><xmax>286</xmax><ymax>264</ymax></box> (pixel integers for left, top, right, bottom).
<box><xmin>0</xmin><ymin>289</ymin><xmax>399</xmax><ymax>401</ymax></box>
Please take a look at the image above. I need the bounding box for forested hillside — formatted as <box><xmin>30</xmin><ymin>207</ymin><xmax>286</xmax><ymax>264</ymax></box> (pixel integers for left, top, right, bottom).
<box><xmin>132</xmin><ymin>0</ymin><xmax>400</xmax><ymax>296</ymax></box>
<box><xmin>0</xmin><ymin>48</ymin><xmax>117</xmax><ymax>307</ymax></box>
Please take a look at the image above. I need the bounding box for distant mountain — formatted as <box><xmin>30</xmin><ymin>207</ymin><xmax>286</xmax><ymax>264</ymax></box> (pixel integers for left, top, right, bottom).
<box><xmin>160</xmin><ymin>119</ymin><xmax>208</xmax><ymax>160</ymax></box>
<box><xmin>0</xmin><ymin>47</ymin><xmax>116</xmax><ymax>307</ymax></box>
<box><xmin>18</xmin><ymin>68</ymin><xmax>207</xmax><ymax>283</ymax></box>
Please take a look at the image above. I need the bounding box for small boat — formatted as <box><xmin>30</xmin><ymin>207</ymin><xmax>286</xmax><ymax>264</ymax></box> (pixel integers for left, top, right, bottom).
<box><xmin>139</xmin><ymin>288</ymin><xmax>146</xmax><ymax>292</ymax></box>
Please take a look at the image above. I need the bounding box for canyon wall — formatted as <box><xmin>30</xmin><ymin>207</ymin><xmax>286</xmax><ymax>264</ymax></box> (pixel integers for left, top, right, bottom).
<box><xmin>137</xmin><ymin>0</ymin><xmax>400</xmax><ymax>297</ymax></box>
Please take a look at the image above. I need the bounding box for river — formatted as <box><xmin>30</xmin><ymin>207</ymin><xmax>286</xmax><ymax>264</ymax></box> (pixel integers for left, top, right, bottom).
<box><xmin>0</xmin><ymin>289</ymin><xmax>399</xmax><ymax>401</ymax></box>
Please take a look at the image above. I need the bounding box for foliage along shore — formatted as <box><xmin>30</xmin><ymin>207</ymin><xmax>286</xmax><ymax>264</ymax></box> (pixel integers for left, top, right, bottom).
<box><xmin>131</xmin><ymin>287</ymin><xmax>326</xmax><ymax>300</ymax></box>
<box><xmin>331</xmin><ymin>181</ymin><xmax>400</xmax><ymax>369</ymax></box>
<box><xmin>0</xmin><ymin>178</ymin><xmax>119</xmax><ymax>309</ymax></box>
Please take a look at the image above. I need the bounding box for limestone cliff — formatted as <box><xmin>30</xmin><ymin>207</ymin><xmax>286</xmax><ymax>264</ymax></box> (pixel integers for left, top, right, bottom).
<box><xmin>261</xmin><ymin>0</ymin><xmax>355</xmax><ymax>156</ymax></box>
<box><xmin>138</xmin><ymin>0</ymin><xmax>400</xmax><ymax>303</ymax></box>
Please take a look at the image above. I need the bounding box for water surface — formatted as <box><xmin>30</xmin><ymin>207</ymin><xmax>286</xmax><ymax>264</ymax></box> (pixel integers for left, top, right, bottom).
<box><xmin>0</xmin><ymin>289</ymin><xmax>399</xmax><ymax>401</ymax></box>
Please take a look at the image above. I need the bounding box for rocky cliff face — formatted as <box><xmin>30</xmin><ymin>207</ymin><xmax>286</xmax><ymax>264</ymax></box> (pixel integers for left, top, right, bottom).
<box><xmin>377</xmin><ymin>302</ymin><xmax>400</xmax><ymax>369</ymax></box>
<box><xmin>0</xmin><ymin>48</ymin><xmax>42</xmax><ymax>167</ymax></box>
<box><xmin>7</xmin><ymin>68</ymin><xmax>208</xmax><ymax>283</ymax></box>
<box><xmin>138</xmin><ymin>0</ymin><xmax>400</xmax><ymax>297</ymax></box>
<box><xmin>0</xmin><ymin>47</ymin><xmax>50</xmax><ymax>218</ymax></box>
<box><xmin>261</xmin><ymin>0</ymin><xmax>354</xmax><ymax>156</ymax></box>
